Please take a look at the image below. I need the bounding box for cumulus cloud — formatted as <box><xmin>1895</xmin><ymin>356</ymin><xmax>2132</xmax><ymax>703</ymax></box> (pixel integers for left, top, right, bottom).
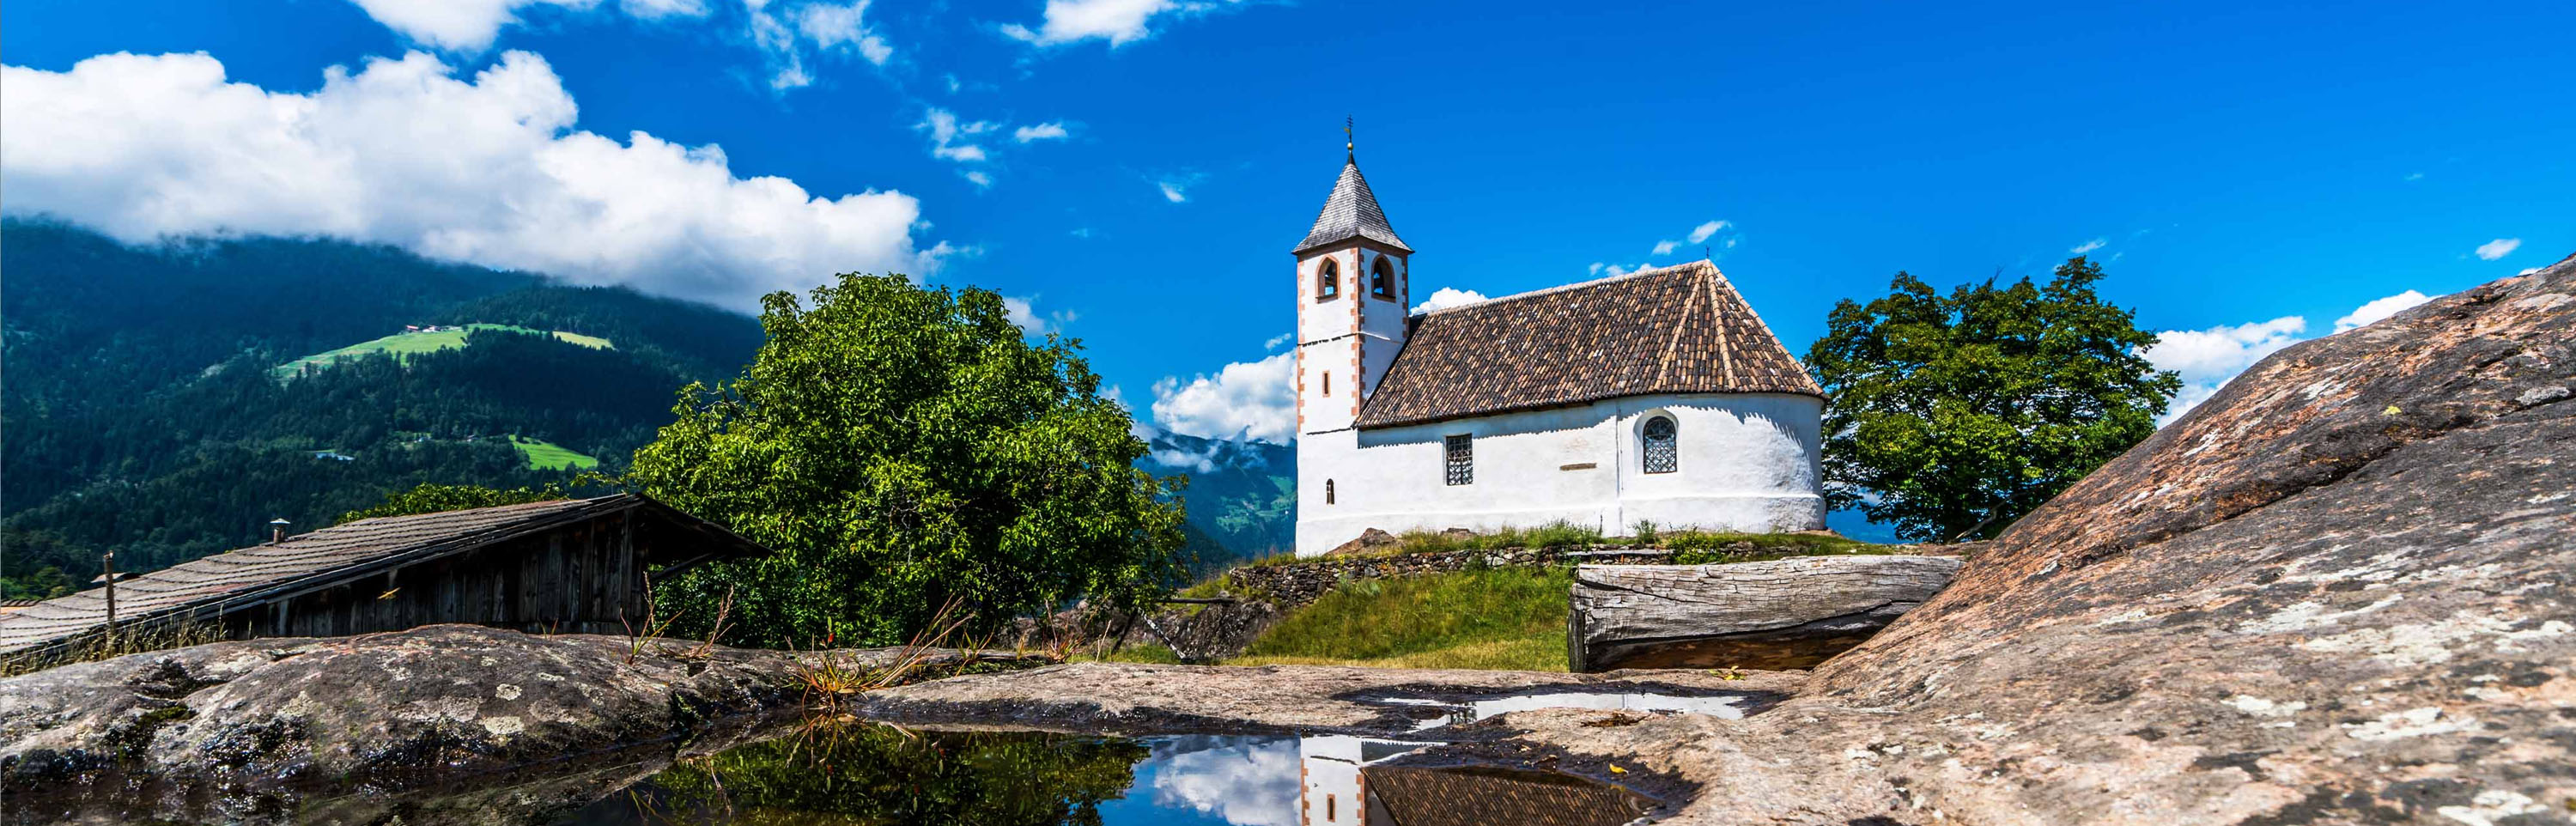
<box><xmin>999</xmin><ymin>0</ymin><xmax>1248</xmax><ymax>48</ymax></box>
<box><xmin>1001</xmin><ymin>295</ymin><xmax>1073</xmax><ymax>335</ymax></box>
<box><xmin>1012</xmin><ymin>122</ymin><xmax>1070</xmax><ymax>143</ymax></box>
<box><xmin>0</xmin><ymin>51</ymin><xmax>938</xmax><ymax>312</ymax></box>
<box><xmin>347</xmin><ymin>0</ymin><xmax>601</xmax><ymax>52</ymax></box>
<box><xmin>2142</xmin><ymin>289</ymin><xmax>2444</xmax><ymax>425</ymax></box>
<box><xmin>2333</xmin><ymin>289</ymin><xmax>2432</xmax><ymax>331</ymax></box>
<box><xmin>2070</xmin><ymin>237</ymin><xmax>2107</xmax><ymax>254</ymax></box>
<box><xmin>1650</xmin><ymin>240</ymin><xmax>1678</xmax><ymax>256</ymax></box>
<box><xmin>1411</xmin><ymin>287</ymin><xmax>1489</xmax><ymax>314</ymax></box>
<box><xmin>1150</xmin><ymin>351</ymin><xmax>1294</xmax><ymax>444</ymax></box>
<box><xmin>1686</xmin><ymin>220</ymin><xmax>1728</xmax><ymax>245</ymax></box>
<box><xmin>2140</xmin><ymin>316</ymin><xmax>2307</xmax><ymax>426</ymax></box>
<box><xmin>1589</xmin><ymin>262</ymin><xmax>1643</xmax><ymax>277</ymax></box>
<box><xmin>2475</xmin><ymin>238</ymin><xmax>2521</xmax><ymax>261</ymax></box>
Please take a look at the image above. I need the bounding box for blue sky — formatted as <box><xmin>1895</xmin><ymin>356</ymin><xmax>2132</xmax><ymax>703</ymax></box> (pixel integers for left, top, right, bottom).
<box><xmin>5</xmin><ymin>0</ymin><xmax>2572</xmax><ymax>443</ymax></box>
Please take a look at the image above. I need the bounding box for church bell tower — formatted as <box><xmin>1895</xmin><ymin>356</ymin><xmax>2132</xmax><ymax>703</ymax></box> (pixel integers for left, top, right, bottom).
<box><xmin>1292</xmin><ymin>130</ymin><xmax>1411</xmax><ymax>436</ymax></box>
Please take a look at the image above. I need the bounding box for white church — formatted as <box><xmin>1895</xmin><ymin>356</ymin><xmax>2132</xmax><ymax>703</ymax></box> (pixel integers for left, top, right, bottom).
<box><xmin>1291</xmin><ymin>149</ymin><xmax>1829</xmax><ymax>556</ymax></box>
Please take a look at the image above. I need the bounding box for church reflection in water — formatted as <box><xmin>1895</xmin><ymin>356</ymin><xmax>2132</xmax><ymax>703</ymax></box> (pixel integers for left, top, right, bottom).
<box><xmin>1285</xmin><ymin>734</ymin><xmax>1653</xmax><ymax>826</ymax></box>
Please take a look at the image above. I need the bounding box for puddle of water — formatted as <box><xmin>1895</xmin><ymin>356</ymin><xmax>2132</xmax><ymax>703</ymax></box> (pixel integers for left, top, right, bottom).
<box><xmin>555</xmin><ymin>723</ymin><xmax>1654</xmax><ymax>825</ymax></box>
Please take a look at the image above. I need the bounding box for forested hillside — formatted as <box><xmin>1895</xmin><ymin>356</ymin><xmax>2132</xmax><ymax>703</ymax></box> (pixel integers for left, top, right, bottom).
<box><xmin>0</xmin><ymin>221</ymin><xmax>1302</xmax><ymax>598</ymax></box>
<box><xmin>0</xmin><ymin>220</ymin><xmax>762</xmax><ymax>596</ymax></box>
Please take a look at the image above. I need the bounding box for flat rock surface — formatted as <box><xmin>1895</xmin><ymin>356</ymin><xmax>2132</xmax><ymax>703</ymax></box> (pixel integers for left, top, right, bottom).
<box><xmin>0</xmin><ymin>623</ymin><xmax>1038</xmax><ymax>821</ymax></box>
<box><xmin>861</xmin><ymin>255</ymin><xmax>2576</xmax><ymax>825</ymax></box>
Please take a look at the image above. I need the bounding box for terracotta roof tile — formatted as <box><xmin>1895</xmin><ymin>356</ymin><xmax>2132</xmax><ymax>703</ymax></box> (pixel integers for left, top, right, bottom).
<box><xmin>1355</xmin><ymin>260</ymin><xmax>1821</xmax><ymax>428</ymax></box>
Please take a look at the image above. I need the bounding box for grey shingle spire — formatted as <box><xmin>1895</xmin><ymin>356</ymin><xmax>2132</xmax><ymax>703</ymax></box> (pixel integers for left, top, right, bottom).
<box><xmin>1294</xmin><ymin>160</ymin><xmax>1411</xmax><ymax>254</ymax></box>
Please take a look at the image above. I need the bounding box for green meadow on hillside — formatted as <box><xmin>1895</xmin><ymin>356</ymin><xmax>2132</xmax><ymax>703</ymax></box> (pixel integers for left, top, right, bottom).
<box><xmin>508</xmin><ymin>435</ymin><xmax>600</xmax><ymax>471</ymax></box>
<box><xmin>272</xmin><ymin>324</ymin><xmax>613</xmax><ymax>380</ymax></box>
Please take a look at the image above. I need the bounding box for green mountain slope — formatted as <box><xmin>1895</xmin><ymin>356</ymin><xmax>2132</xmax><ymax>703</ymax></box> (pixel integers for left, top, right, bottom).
<box><xmin>0</xmin><ymin>220</ymin><xmax>762</xmax><ymax>596</ymax></box>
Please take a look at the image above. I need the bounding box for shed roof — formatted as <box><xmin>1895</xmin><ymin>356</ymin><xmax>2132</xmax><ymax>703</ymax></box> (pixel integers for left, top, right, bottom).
<box><xmin>1355</xmin><ymin>259</ymin><xmax>1824</xmax><ymax>429</ymax></box>
<box><xmin>0</xmin><ymin>494</ymin><xmax>767</xmax><ymax>655</ymax></box>
<box><xmin>1295</xmin><ymin>160</ymin><xmax>1411</xmax><ymax>254</ymax></box>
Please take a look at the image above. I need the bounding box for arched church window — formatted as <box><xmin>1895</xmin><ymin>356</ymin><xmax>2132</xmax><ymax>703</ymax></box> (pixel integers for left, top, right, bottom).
<box><xmin>1316</xmin><ymin>259</ymin><xmax>1340</xmax><ymax>301</ymax></box>
<box><xmin>1326</xmin><ymin>479</ymin><xmax>1335</xmax><ymax>505</ymax></box>
<box><xmin>1643</xmin><ymin>416</ymin><xmax>1678</xmax><ymax>474</ymax></box>
<box><xmin>1370</xmin><ymin>257</ymin><xmax>1395</xmax><ymax>300</ymax></box>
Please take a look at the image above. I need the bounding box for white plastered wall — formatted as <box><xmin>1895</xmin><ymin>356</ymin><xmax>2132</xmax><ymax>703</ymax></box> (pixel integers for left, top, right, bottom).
<box><xmin>1294</xmin><ymin>392</ymin><xmax>1826</xmax><ymax>556</ymax></box>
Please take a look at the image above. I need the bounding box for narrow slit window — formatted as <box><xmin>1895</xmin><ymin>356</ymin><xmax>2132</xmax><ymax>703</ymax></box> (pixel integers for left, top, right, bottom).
<box><xmin>1444</xmin><ymin>434</ymin><xmax>1473</xmax><ymax>486</ymax></box>
<box><xmin>1315</xmin><ymin>259</ymin><xmax>1340</xmax><ymax>301</ymax></box>
<box><xmin>1322</xmin><ymin>371</ymin><xmax>1331</xmax><ymax>396</ymax></box>
<box><xmin>1643</xmin><ymin>415</ymin><xmax>1678</xmax><ymax>474</ymax></box>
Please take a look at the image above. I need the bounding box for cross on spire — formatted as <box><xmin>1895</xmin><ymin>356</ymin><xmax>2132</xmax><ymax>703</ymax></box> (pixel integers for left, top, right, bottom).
<box><xmin>1345</xmin><ymin>116</ymin><xmax>1354</xmax><ymax>162</ymax></box>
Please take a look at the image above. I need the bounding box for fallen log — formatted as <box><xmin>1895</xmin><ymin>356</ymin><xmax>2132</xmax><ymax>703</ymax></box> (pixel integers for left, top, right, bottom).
<box><xmin>1568</xmin><ymin>556</ymin><xmax>1962</xmax><ymax>672</ymax></box>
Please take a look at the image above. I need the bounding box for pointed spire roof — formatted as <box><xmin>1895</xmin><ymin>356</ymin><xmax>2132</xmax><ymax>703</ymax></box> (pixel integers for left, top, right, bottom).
<box><xmin>1295</xmin><ymin>160</ymin><xmax>1411</xmax><ymax>254</ymax></box>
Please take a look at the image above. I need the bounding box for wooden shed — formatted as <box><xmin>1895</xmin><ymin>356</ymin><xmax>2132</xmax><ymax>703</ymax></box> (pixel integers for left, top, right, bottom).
<box><xmin>0</xmin><ymin>495</ymin><xmax>769</xmax><ymax>657</ymax></box>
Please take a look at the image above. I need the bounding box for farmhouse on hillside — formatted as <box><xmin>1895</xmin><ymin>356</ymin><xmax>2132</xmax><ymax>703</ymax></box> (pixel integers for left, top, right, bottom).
<box><xmin>0</xmin><ymin>495</ymin><xmax>770</xmax><ymax>657</ymax></box>
<box><xmin>1292</xmin><ymin>150</ymin><xmax>1827</xmax><ymax>556</ymax></box>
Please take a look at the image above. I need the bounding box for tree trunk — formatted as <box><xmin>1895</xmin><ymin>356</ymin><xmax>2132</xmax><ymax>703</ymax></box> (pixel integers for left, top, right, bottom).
<box><xmin>1568</xmin><ymin>556</ymin><xmax>1963</xmax><ymax>672</ymax></box>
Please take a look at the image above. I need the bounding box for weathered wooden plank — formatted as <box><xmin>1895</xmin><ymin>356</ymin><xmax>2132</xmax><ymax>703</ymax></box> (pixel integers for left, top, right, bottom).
<box><xmin>1568</xmin><ymin>556</ymin><xmax>1962</xmax><ymax>672</ymax></box>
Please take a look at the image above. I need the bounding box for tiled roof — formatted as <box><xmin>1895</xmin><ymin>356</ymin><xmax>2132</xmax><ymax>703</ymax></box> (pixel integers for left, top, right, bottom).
<box><xmin>1356</xmin><ymin>260</ymin><xmax>1823</xmax><ymax>428</ymax></box>
<box><xmin>1294</xmin><ymin>160</ymin><xmax>1411</xmax><ymax>254</ymax></box>
<box><xmin>0</xmin><ymin>495</ymin><xmax>763</xmax><ymax>654</ymax></box>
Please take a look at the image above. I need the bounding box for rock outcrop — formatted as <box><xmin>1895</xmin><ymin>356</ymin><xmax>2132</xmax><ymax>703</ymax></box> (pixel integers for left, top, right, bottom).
<box><xmin>0</xmin><ymin>623</ymin><xmax>1041</xmax><ymax>823</ymax></box>
<box><xmin>856</xmin><ymin>256</ymin><xmax>2576</xmax><ymax>824</ymax></box>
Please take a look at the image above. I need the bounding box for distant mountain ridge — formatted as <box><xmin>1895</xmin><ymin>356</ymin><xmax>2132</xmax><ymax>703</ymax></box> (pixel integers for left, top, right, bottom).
<box><xmin>0</xmin><ymin>220</ymin><xmax>1296</xmax><ymax>597</ymax></box>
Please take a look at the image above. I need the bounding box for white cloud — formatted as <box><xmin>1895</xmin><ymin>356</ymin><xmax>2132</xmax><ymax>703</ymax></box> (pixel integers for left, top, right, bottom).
<box><xmin>2403</xmin><ymin>172</ymin><xmax>2424</xmax><ymax>182</ymax></box>
<box><xmin>917</xmin><ymin>108</ymin><xmax>995</xmax><ymax>162</ymax></box>
<box><xmin>2142</xmin><ymin>289</ymin><xmax>2443</xmax><ymax>425</ymax></box>
<box><xmin>1644</xmin><ymin>220</ymin><xmax>1735</xmax><ymax>261</ymax></box>
<box><xmin>1157</xmin><ymin>179</ymin><xmax>1191</xmax><ymax>203</ymax></box>
<box><xmin>2140</xmin><ymin>317</ymin><xmax>2306</xmax><ymax>426</ymax></box>
<box><xmin>789</xmin><ymin>1</ymin><xmax>893</xmax><ymax>65</ymax></box>
<box><xmin>2333</xmin><ymin>289</ymin><xmax>2433</xmax><ymax>331</ymax></box>
<box><xmin>1012</xmin><ymin>122</ymin><xmax>1070</xmax><ymax>143</ymax></box>
<box><xmin>1002</xmin><ymin>295</ymin><xmax>1074</xmax><ymax>335</ymax></box>
<box><xmin>1069</xmin><ymin>227</ymin><xmax>1095</xmax><ymax>239</ymax></box>
<box><xmin>1262</xmin><ymin>331</ymin><xmax>1293</xmax><ymax>349</ymax></box>
<box><xmin>2475</xmin><ymin>238</ymin><xmax>2521</xmax><ymax>261</ymax></box>
<box><xmin>999</xmin><ymin>0</ymin><xmax>1247</xmax><ymax>48</ymax></box>
<box><xmin>1151</xmin><ymin>351</ymin><xmax>1294</xmax><ymax>444</ymax></box>
<box><xmin>1590</xmin><ymin>263</ymin><xmax>1642</xmax><ymax>277</ymax></box>
<box><xmin>1412</xmin><ymin>287</ymin><xmax>1489</xmax><ymax>314</ymax></box>
<box><xmin>2070</xmin><ymin>237</ymin><xmax>2107</xmax><ymax>254</ymax></box>
<box><xmin>345</xmin><ymin>0</ymin><xmax>598</xmax><ymax>52</ymax></box>
<box><xmin>962</xmin><ymin>170</ymin><xmax>993</xmax><ymax>188</ymax></box>
<box><xmin>1</xmin><ymin>51</ymin><xmax>937</xmax><ymax>312</ymax></box>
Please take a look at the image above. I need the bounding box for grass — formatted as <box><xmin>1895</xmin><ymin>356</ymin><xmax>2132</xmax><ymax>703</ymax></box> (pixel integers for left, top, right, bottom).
<box><xmin>1229</xmin><ymin>567</ymin><xmax>1574</xmax><ymax>672</ymax></box>
<box><xmin>272</xmin><ymin>323</ymin><xmax>614</xmax><ymax>380</ymax></box>
<box><xmin>510</xmin><ymin>435</ymin><xmax>600</xmax><ymax>471</ymax></box>
<box><xmin>1383</xmin><ymin>520</ymin><xmax>1607</xmax><ymax>556</ymax></box>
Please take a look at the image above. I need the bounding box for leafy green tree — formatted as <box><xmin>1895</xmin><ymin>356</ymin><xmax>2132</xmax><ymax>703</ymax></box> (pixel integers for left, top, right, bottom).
<box><xmin>338</xmin><ymin>482</ymin><xmax>574</xmax><ymax>522</ymax></box>
<box><xmin>629</xmin><ymin>273</ymin><xmax>1187</xmax><ymax>647</ymax></box>
<box><xmin>1807</xmin><ymin>257</ymin><xmax>2178</xmax><ymax>542</ymax></box>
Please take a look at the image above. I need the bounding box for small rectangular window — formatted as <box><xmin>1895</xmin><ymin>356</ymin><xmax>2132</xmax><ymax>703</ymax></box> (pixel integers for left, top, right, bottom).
<box><xmin>1443</xmin><ymin>434</ymin><xmax>1473</xmax><ymax>486</ymax></box>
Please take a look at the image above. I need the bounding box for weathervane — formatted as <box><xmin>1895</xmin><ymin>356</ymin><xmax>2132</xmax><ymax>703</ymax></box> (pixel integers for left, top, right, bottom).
<box><xmin>1345</xmin><ymin>116</ymin><xmax>1354</xmax><ymax>162</ymax></box>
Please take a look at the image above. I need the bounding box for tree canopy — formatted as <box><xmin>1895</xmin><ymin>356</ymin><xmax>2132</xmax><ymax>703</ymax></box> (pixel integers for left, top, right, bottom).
<box><xmin>1806</xmin><ymin>257</ymin><xmax>2178</xmax><ymax>543</ymax></box>
<box><xmin>629</xmin><ymin>273</ymin><xmax>1187</xmax><ymax>647</ymax></box>
<box><xmin>338</xmin><ymin>482</ymin><xmax>574</xmax><ymax>522</ymax></box>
